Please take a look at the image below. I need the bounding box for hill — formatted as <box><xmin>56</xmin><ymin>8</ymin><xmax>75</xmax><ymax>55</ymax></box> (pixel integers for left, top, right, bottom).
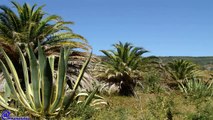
<box><xmin>99</xmin><ymin>56</ymin><xmax>213</xmax><ymax>70</ymax></box>
<box><xmin>159</xmin><ymin>56</ymin><xmax>213</xmax><ymax>70</ymax></box>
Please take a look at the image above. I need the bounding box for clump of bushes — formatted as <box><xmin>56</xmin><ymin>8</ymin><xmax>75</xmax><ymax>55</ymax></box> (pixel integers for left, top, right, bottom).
<box><xmin>143</xmin><ymin>96</ymin><xmax>175</xmax><ymax>120</ymax></box>
<box><xmin>142</xmin><ymin>71</ymin><xmax>166</xmax><ymax>93</ymax></box>
<box><xmin>187</xmin><ymin>100</ymin><xmax>213</xmax><ymax>120</ymax></box>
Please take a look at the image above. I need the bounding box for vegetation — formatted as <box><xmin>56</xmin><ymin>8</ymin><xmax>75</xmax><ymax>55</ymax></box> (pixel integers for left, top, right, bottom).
<box><xmin>178</xmin><ymin>77</ymin><xmax>213</xmax><ymax>98</ymax></box>
<box><xmin>166</xmin><ymin>59</ymin><xmax>200</xmax><ymax>81</ymax></box>
<box><xmin>0</xmin><ymin>1</ymin><xmax>213</xmax><ymax>119</ymax></box>
<box><xmin>89</xmin><ymin>92</ymin><xmax>213</xmax><ymax>120</ymax></box>
<box><xmin>0</xmin><ymin>1</ymin><xmax>89</xmax><ymax>52</ymax></box>
<box><xmin>142</xmin><ymin>71</ymin><xmax>165</xmax><ymax>93</ymax></box>
<box><xmin>0</xmin><ymin>1</ymin><xmax>90</xmax><ymax>90</ymax></box>
<box><xmin>160</xmin><ymin>56</ymin><xmax>213</xmax><ymax>70</ymax></box>
<box><xmin>95</xmin><ymin>42</ymin><xmax>148</xmax><ymax>96</ymax></box>
<box><xmin>0</xmin><ymin>44</ymin><xmax>107</xmax><ymax>119</ymax></box>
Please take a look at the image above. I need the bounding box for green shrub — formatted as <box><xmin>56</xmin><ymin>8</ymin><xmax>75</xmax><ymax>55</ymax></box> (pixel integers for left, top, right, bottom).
<box><xmin>187</xmin><ymin>101</ymin><xmax>213</xmax><ymax>120</ymax></box>
<box><xmin>66</xmin><ymin>104</ymin><xmax>96</xmax><ymax>120</ymax></box>
<box><xmin>143</xmin><ymin>72</ymin><xmax>165</xmax><ymax>93</ymax></box>
<box><xmin>178</xmin><ymin>77</ymin><xmax>213</xmax><ymax>98</ymax></box>
<box><xmin>144</xmin><ymin>96</ymin><xmax>175</xmax><ymax>120</ymax></box>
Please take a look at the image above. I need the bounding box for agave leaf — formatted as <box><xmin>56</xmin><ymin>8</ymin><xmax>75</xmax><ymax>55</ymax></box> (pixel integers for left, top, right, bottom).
<box><xmin>63</xmin><ymin>52</ymin><xmax>92</xmax><ymax>110</ymax></box>
<box><xmin>91</xmin><ymin>99</ymin><xmax>107</xmax><ymax>104</ymax></box>
<box><xmin>0</xmin><ymin>49</ymin><xmax>40</xmax><ymax>114</ymax></box>
<box><xmin>48</xmin><ymin>56</ymin><xmax>55</xmax><ymax>78</ymax></box>
<box><xmin>93</xmin><ymin>94</ymin><xmax>105</xmax><ymax>99</ymax></box>
<box><xmin>63</xmin><ymin>90</ymin><xmax>75</xmax><ymax>110</ymax></box>
<box><xmin>49</xmin><ymin>48</ymin><xmax>67</xmax><ymax>112</ymax></box>
<box><xmin>0</xmin><ymin>96</ymin><xmax>18</xmax><ymax>112</ymax></box>
<box><xmin>63</xmin><ymin>47</ymin><xmax>71</xmax><ymax>69</ymax></box>
<box><xmin>77</xmin><ymin>101</ymin><xmax>83</xmax><ymax>104</ymax></box>
<box><xmin>27</xmin><ymin>46</ymin><xmax>42</xmax><ymax>110</ymax></box>
<box><xmin>0</xmin><ymin>60</ymin><xmax>26</xmax><ymax>106</ymax></box>
<box><xmin>17</xmin><ymin>45</ymin><xmax>35</xmax><ymax>109</ymax></box>
<box><xmin>3</xmin><ymin>81</ymin><xmax>11</xmax><ymax>102</ymax></box>
<box><xmin>91</xmin><ymin>101</ymin><xmax>108</xmax><ymax>107</ymax></box>
<box><xmin>38</xmin><ymin>43</ymin><xmax>53</xmax><ymax>112</ymax></box>
<box><xmin>83</xmin><ymin>87</ymin><xmax>98</xmax><ymax>108</ymax></box>
<box><xmin>0</xmin><ymin>49</ymin><xmax>31</xmax><ymax>108</ymax></box>
<box><xmin>75</xmin><ymin>92</ymin><xmax>89</xmax><ymax>98</ymax></box>
<box><xmin>73</xmin><ymin>52</ymin><xmax>92</xmax><ymax>91</ymax></box>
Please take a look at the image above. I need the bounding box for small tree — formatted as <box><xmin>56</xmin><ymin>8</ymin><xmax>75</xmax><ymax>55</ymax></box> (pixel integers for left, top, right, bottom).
<box><xmin>97</xmin><ymin>42</ymin><xmax>148</xmax><ymax>96</ymax></box>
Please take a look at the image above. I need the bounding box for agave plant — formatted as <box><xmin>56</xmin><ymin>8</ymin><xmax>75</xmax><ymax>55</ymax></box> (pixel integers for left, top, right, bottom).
<box><xmin>75</xmin><ymin>87</ymin><xmax>108</xmax><ymax>109</ymax></box>
<box><xmin>95</xmin><ymin>42</ymin><xmax>148</xmax><ymax>96</ymax></box>
<box><xmin>0</xmin><ymin>44</ymin><xmax>106</xmax><ymax>118</ymax></box>
<box><xmin>178</xmin><ymin>77</ymin><xmax>213</xmax><ymax>98</ymax></box>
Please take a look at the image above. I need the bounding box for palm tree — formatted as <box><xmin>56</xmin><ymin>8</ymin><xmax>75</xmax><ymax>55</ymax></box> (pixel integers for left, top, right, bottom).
<box><xmin>0</xmin><ymin>2</ymin><xmax>90</xmax><ymax>89</ymax></box>
<box><xmin>166</xmin><ymin>59</ymin><xmax>199</xmax><ymax>81</ymax></box>
<box><xmin>0</xmin><ymin>2</ymin><xmax>89</xmax><ymax>52</ymax></box>
<box><xmin>97</xmin><ymin>42</ymin><xmax>148</xmax><ymax>96</ymax></box>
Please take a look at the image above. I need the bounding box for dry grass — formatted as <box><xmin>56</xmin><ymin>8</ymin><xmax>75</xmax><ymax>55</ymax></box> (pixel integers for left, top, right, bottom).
<box><xmin>91</xmin><ymin>91</ymin><xmax>213</xmax><ymax>120</ymax></box>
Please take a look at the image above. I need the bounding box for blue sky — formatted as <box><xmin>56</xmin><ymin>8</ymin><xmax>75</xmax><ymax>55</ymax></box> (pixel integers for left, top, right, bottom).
<box><xmin>1</xmin><ymin>0</ymin><xmax>213</xmax><ymax>56</ymax></box>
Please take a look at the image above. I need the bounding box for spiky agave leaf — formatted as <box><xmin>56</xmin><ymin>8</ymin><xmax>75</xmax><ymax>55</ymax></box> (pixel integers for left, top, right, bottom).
<box><xmin>62</xmin><ymin>52</ymin><xmax>92</xmax><ymax>111</ymax></box>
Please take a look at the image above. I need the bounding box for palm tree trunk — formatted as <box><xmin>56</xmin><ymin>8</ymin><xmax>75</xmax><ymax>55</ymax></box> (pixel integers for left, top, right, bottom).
<box><xmin>119</xmin><ymin>74</ymin><xmax>136</xmax><ymax>96</ymax></box>
<box><xmin>119</xmin><ymin>82</ymin><xmax>135</xmax><ymax>96</ymax></box>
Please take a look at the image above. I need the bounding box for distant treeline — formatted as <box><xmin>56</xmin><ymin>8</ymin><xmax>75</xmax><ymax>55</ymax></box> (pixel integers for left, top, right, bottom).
<box><xmin>159</xmin><ymin>56</ymin><xmax>213</xmax><ymax>65</ymax></box>
<box><xmin>159</xmin><ymin>56</ymin><xmax>213</xmax><ymax>70</ymax></box>
<box><xmin>99</xmin><ymin>56</ymin><xmax>213</xmax><ymax>70</ymax></box>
